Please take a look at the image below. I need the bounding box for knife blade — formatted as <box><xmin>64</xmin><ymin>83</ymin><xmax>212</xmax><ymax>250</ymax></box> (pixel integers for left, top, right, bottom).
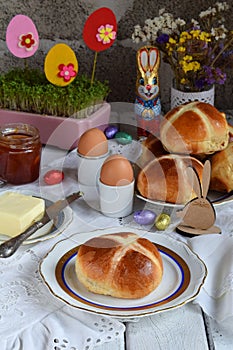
<box><xmin>0</xmin><ymin>191</ymin><xmax>83</xmax><ymax>258</ymax></box>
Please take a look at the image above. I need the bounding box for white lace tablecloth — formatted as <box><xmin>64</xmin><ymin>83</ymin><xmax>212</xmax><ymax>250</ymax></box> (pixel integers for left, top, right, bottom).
<box><xmin>0</xmin><ymin>143</ymin><xmax>233</xmax><ymax>349</ymax></box>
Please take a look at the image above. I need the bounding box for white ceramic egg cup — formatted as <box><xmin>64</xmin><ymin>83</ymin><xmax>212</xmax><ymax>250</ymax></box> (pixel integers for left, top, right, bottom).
<box><xmin>98</xmin><ymin>179</ymin><xmax>135</xmax><ymax>218</ymax></box>
<box><xmin>76</xmin><ymin>150</ymin><xmax>109</xmax><ymax>186</ymax></box>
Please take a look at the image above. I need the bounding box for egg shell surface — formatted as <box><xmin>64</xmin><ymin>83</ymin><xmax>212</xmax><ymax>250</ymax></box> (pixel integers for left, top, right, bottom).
<box><xmin>100</xmin><ymin>154</ymin><xmax>134</xmax><ymax>186</ymax></box>
<box><xmin>78</xmin><ymin>128</ymin><xmax>108</xmax><ymax>157</ymax></box>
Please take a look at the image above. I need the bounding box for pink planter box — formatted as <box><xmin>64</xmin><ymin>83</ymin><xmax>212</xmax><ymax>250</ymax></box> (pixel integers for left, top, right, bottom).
<box><xmin>0</xmin><ymin>103</ymin><xmax>111</xmax><ymax>150</ymax></box>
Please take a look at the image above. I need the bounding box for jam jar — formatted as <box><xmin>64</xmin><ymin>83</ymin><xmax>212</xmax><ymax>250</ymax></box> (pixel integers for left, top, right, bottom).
<box><xmin>0</xmin><ymin>123</ymin><xmax>42</xmax><ymax>185</ymax></box>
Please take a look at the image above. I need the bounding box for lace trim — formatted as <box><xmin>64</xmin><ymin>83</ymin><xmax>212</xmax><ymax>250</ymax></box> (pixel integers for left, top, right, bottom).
<box><xmin>213</xmin><ymin>272</ymin><xmax>233</xmax><ymax>298</ymax></box>
<box><xmin>50</xmin><ymin>318</ymin><xmax>122</xmax><ymax>350</ymax></box>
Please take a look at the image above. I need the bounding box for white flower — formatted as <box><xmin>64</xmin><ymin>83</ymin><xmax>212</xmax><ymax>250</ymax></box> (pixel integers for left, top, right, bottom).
<box><xmin>159</xmin><ymin>8</ymin><xmax>166</xmax><ymax>15</ymax></box>
<box><xmin>199</xmin><ymin>7</ymin><xmax>217</xmax><ymax>18</ymax></box>
<box><xmin>191</xmin><ymin>19</ymin><xmax>199</xmax><ymax>27</ymax></box>
<box><xmin>175</xmin><ymin>18</ymin><xmax>186</xmax><ymax>26</ymax></box>
<box><xmin>145</xmin><ymin>19</ymin><xmax>153</xmax><ymax>26</ymax></box>
<box><xmin>215</xmin><ymin>2</ymin><xmax>229</xmax><ymax>11</ymax></box>
<box><xmin>211</xmin><ymin>24</ymin><xmax>228</xmax><ymax>40</ymax></box>
<box><xmin>163</xmin><ymin>27</ymin><xmax>173</xmax><ymax>35</ymax></box>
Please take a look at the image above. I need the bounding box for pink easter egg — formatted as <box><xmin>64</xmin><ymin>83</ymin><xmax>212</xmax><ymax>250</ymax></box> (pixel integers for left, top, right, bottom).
<box><xmin>43</xmin><ymin>170</ymin><xmax>64</xmax><ymax>185</ymax></box>
<box><xmin>6</xmin><ymin>14</ymin><xmax>39</xmax><ymax>58</ymax></box>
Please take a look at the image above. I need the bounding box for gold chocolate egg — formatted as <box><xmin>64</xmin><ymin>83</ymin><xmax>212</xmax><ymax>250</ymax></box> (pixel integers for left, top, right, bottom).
<box><xmin>155</xmin><ymin>213</ymin><xmax>170</xmax><ymax>230</ymax></box>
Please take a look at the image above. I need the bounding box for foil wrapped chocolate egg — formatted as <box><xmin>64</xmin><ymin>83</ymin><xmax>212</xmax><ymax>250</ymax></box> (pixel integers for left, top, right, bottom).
<box><xmin>155</xmin><ymin>213</ymin><xmax>171</xmax><ymax>230</ymax></box>
<box><xmin>104</xmin><ymin>125</ymin><xmax>119</xmax><ymax>139</ymax></box>
<box><xmin>114</xmin><ymin>131</ymin><xmax>132</xmax><ymax>145</ymax></box>
<box><xmin>133</xmin><ymin>210</ymin><xmax>156</xmax><ymax>225</ymax></box>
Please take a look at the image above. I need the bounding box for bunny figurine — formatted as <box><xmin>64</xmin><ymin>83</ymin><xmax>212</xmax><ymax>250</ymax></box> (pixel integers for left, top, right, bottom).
<box><xmin>135</xmin><ymin>46</ymin><xmax>161</xmax><ymax>137</ymax></box>
<box><xmin>176</xmin><ymin>160</ymin><xmax>221</xmax><ymax>235</ymax></box>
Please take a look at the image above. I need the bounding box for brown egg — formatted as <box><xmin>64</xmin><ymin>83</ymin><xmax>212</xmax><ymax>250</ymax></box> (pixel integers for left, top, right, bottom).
<box><xmin>78</xmin><ymin>128</ymin><xmax>108</xmax><ymax>157</ymax></box>
<box><xmin>100</xmin><ymin>154</ymin><xmax>134</xmax><ymax>186</ymax></box>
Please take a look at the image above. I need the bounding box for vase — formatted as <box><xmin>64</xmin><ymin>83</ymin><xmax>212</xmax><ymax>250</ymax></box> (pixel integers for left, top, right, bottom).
<box><xmin>0</xmin><ymin>102</ymin><xmax>110</xmax><ymax>150</ymax></box>
<box><xmin>171</xmin><ymin>85</ymin><xmax>215</xmax><ymax>109</ymax></box>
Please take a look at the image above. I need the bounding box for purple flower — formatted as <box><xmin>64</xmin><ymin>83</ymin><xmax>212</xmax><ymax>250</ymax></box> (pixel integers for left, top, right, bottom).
<box><xmin>215</xmin><ymin>68</ymin><xmax>227</xmax><ymax>84</ymax></box>
<box><xmin>203</xmin><ymin>66</ymin><xmax>212</xmax><ymax>74</ymax></box>
<box><xmin>222</xmin><ymin>49</ymin><xmax>233</xmax><ymax>58</ymax></box>
<box><xmin>203</xmin><ymin>66</ymin><xmax>215</xmax><ymax>84</ymax></box>
<box><xmin>195</xmin><ymin>78</ymin><xmax>206</xmax><ymax>89</ymax></box>
<box><xmin>202</xmin><ymin>66</ymin><xmax>227</xmax><ymax>86</ymax></box>
<box><xmin>156</xmin><ymin>34</ymin><xmax>169</xmax><ymax>44</ymax></box>
<box><xmin>206</xmin><ymin>76</ymin><xmax>216</xmax><ymax>85</ymax></box>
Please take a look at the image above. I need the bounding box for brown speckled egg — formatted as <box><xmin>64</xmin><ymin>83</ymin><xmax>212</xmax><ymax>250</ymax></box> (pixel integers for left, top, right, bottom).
<box><xmin>100</xmin><ymin>154</ymin><xmax>134</xmax><ymax>186</ymax></box>
<box><xmin>78</xmin><ymin>128</ymin><xmax>108</xmax><ymax>157</ymax></box>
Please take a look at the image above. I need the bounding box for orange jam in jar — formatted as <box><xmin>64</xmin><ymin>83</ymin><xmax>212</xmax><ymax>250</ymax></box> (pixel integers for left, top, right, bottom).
<box><xmin>0</xmin><ymin>123</ymin><xmax>42</xmax><ymax>184</ymax></box>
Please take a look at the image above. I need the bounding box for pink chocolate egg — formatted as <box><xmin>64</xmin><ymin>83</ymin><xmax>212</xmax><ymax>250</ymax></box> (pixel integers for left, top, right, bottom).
<box><xmin>43</xmin><ymin>170</ymin><xmax>64</xmax><ymax>185</ymax></box>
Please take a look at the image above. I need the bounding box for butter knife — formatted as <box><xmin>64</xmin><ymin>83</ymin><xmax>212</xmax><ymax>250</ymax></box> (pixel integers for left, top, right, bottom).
<box><xmin>0</xmin><ymin>191</ymin><xmax>83</xmax><ymax>258</ymax></box>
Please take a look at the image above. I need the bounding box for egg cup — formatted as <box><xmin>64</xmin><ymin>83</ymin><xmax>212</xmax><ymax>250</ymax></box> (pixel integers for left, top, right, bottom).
<box><xmin>98</xmin><ymin>179</ymin><xmax>135</xmax><ymax>218</ymax></box>
<box><xmin>77</xmin><ymin>151</ymin><xmax>109</xmax><ymax>186</ymax></box>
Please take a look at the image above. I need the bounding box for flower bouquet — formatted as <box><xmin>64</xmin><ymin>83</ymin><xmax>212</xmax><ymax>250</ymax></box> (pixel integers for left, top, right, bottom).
<box><xmin>132</xmin><ymin>2</ymin><xmax>233</xmax><ymax>93</ymax></box>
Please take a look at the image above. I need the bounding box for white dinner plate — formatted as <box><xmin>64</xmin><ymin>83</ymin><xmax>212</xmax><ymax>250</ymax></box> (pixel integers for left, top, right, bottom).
<box><xmin>0</xmin><ymin>191</ymin><xmax>73</xmax><ymax>244</ymax></box>
<box><xmin>136</xmin><ymin>190</ymin><xmax>233</xmax><ymax>209</ymax></box>
<box><xmin>39</xmin><ymin>227</ymin><xmax>207</xmax><ymax>319</ymax></box>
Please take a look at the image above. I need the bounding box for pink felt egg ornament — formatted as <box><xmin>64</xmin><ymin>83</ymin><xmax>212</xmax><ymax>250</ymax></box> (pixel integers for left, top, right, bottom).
<box><xmin>6</xmin><ymin>14</ymin><xmax>39</xmax><ymax>58</ymax></box>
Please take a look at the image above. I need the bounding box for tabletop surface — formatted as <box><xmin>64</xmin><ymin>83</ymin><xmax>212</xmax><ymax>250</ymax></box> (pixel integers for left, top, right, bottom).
<box><xmin>42</xmin><ymin>145</ymin><xmax>233</xmax><ymax>350</ymax></box>
<box><xmin>1</xmin><ymin>140</ymin><xmax>233</xmax><ymax>350</ymax></box>
<box><xmin>93</xmin><ymin>304</ymin><xmax>233</xmax><ymax>350</ymax></box>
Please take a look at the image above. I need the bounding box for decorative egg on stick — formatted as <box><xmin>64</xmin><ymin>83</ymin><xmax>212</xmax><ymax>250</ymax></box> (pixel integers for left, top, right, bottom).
<box><xmin>6</xmin><ymin>14</ymin><xmax>39</xmax><ymax>60</ymax></box>
<box><xmin>83</xmin><ymin>7</ymin><xmax>117</xmax><ymax>85</ymax></box>
<box><xmin>44</xmin><ymin>43</ymin><xmax>78</xmax><ymax>87</ymax></box>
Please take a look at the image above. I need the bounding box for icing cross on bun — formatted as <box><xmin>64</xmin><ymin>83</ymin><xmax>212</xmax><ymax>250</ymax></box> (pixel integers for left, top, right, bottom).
<box><xmin>160</xmin><ymin>101</ymin><xmax>229</xmax><ymax>155</ymax></box>
<box><xmin>137</xmin><ymin>154</ymin><xmax>204</xmax><ymax>204</ymax></box>
<box><xmin>75</xmin><ymin>232</ymin><xmax>163</xmax><ymax>299</ymax></box>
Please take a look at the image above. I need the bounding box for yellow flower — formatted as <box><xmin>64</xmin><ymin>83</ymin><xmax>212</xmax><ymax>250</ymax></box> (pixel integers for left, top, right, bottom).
<box><xmin>183</xmin><ymin>55</ymin><xmax>193</xmax><ymax>61</ymax></box>
<box><xmin>180</xmin><ymin>60</ymin><xmax>200</xmax><ymax>73</ymax></box>
<box><xmin>180</xmin><ymin>31</ymin><xmax>192</xmax><ymax>40</ymax></box>
<box><xmin>179</xmin><ymin>37</ymin><xmax>186</xmax><ymax>43</ymax></box>
<box><xmin>199</xmin><ymin>31</ymin><xmax>211</xmax><ymax>42</ymax></box>
<box><xmin>190</xmin><ymin>29</ymin><xmax>201</xmax><ymax>38</ymax></box>
<box><xmin>166</xmin><ymin>43</ymin><xmax>174</xmax><ymax>52</ymax></box>
<box><xmin>177</xmin><ymin>46</ymin><xmax>186</xmax><ymax>52</ymax></box>
<box><xmin>169</xmin><ymin>37</ymin><xmax>177</xmax><ymax>44</ymax></box>
<box><xmin>192</xmin><ymin>61</ymin><xmax>201</xmax><ymax>71</ymax></box>
<box><xmin>180</xmin><ymin>78</ymin><xmax>187</xmax><ymax>84</ymax></box>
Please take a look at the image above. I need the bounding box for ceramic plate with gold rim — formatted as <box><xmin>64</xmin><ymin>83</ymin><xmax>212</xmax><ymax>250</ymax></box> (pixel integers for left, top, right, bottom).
<box><xmin>39</xmin><ymin>227</ymin><xmax>207</xmax><ymax>318</ymax></box>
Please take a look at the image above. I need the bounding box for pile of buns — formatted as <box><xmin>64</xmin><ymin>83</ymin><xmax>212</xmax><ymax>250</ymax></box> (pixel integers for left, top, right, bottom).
<box><xmin>75</xmin><ymin>232</ymin><xmax>163</xmax><ymax>299</ymax></box>
<box><xmin>137</xmin><ymin>101</ymin><xmax>232</xmax><ymax>204</ymax></box>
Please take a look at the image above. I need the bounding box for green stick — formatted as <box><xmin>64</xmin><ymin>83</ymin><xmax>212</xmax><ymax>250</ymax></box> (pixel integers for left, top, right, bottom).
<box><xmin>91</xmin><ymin>51</ymin><xmax>98</xmax><ymax>85</ymax></box>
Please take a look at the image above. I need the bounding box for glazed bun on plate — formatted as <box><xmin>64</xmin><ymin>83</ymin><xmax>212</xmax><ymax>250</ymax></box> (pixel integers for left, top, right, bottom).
<box><xmin>137</xmin><ymin>154</ymin><xmax>204</xmax><ymax>204</ymax></box>
<box><xmin>139</xmin><ymin>133</ymin><xmax>168</xmax><ymax>166</ymax></box>
<box><xmin>75</xmin><ymin>232</ymin><xmax>163</xmax><ymax>299</ymax></box>
<box><xmin>210</xmin><ymin>142</ymin><xmax>233</xmax><ymax>193</ymax></box>
<box><xmin>160</xmin><ymin>101</ymin><xmax>229</xmax><ymax>156</ymax></box>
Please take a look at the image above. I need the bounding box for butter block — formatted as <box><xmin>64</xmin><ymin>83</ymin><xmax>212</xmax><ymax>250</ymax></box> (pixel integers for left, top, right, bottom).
<box><xmin>0</xmin><ymin>192</ymin><xmax>45</xmax><ymax>237</ymax></box>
